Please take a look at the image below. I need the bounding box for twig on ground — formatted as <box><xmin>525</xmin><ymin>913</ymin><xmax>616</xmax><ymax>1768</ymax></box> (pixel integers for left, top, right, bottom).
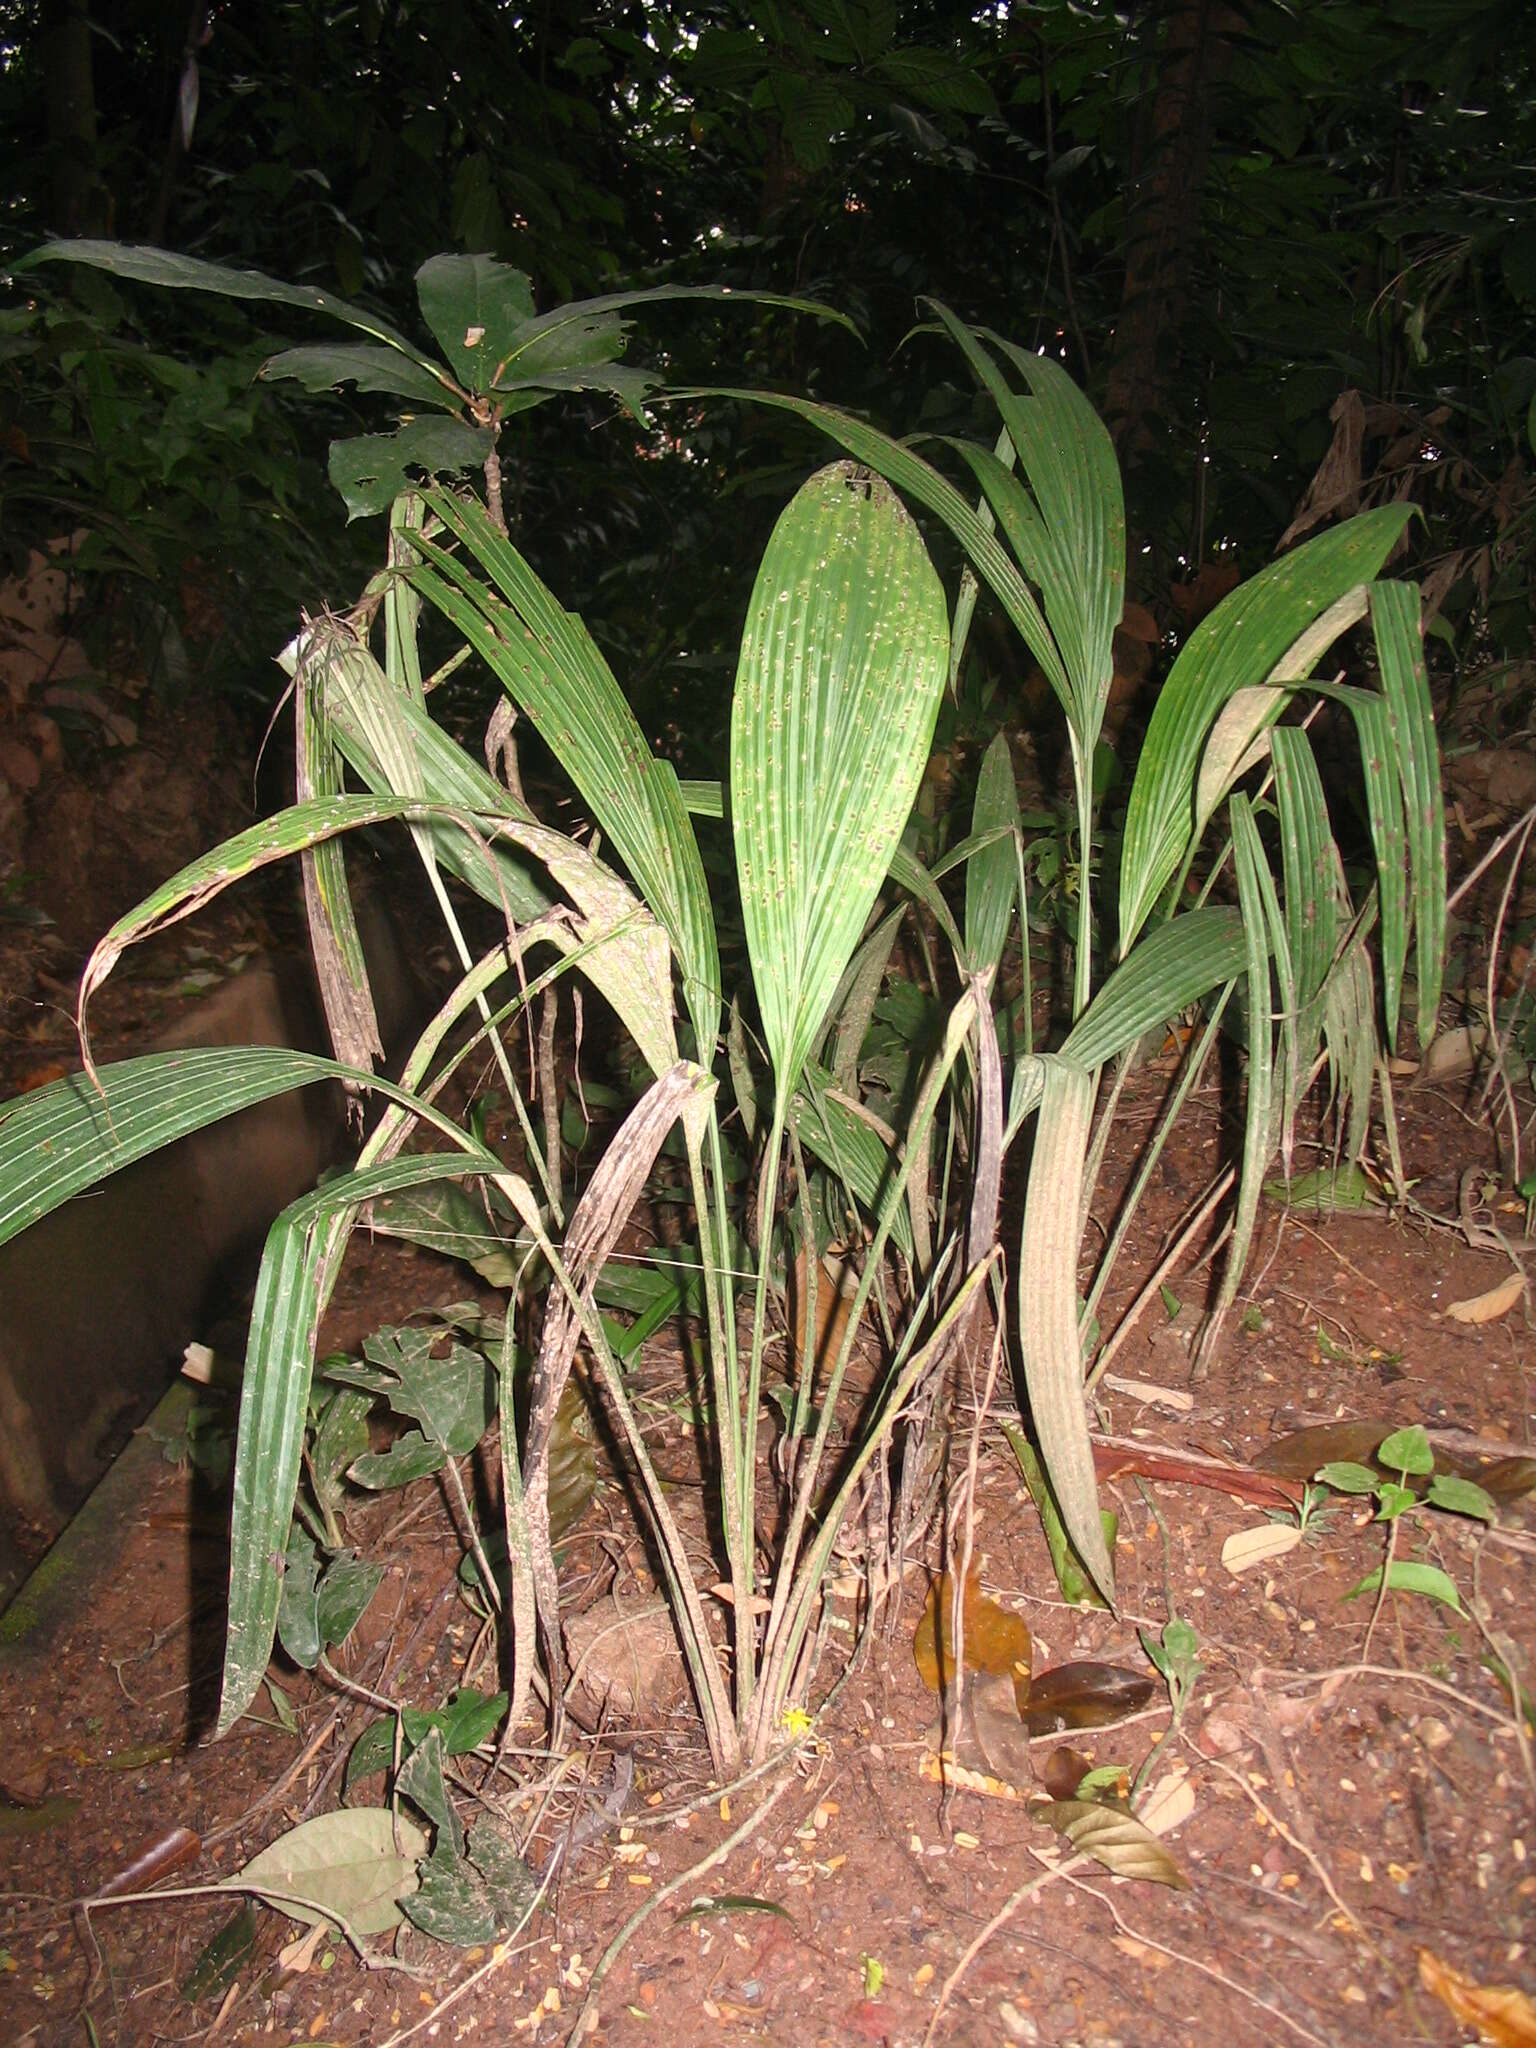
<box><xmin>1261</xmin><ymin>1660</ymin><xmax>1521</xmax><ymax>1727</ymax></box>
<box><xmin>1048</xmin><ymin>1855</ymin><xmax>1332</xmax><ymax>2048</ymax></box>
<box><xmin>920</xmin><ymin>1849</ymin><xmax>1093</xmax><ymax>2048</ymax></box>
<box><xmin>562</xmin><ymin>1749</ymin><xmax>806</xmax><ymax>2046</ymax></box>
<box><xmin>1190</xmin><ymin>1742</ymin><xmax>1381</xmax><ymax>1963</ymax></box>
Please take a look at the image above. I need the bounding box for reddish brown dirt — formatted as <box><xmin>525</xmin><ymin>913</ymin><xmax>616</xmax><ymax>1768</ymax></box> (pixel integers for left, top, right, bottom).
<box><xmin>1</xmin><ymin>1067</ymin><xmax>1532</xmax><ymax>2048</ymax></box>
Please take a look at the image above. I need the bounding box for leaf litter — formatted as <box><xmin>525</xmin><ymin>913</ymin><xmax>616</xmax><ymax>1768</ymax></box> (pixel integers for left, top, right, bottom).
<box><xmin>1</xmin><ymin>1071</ymin><xmax>1533</xmax><ymax>2048</ymax></box>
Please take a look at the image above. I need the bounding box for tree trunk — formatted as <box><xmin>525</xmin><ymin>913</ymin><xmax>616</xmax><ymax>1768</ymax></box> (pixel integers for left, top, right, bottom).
<box><xmin>1102</xmin><ymin>0</ymin><xmax>1244</xmax><ymax>455</ymax></box>
<box><xmin>43</xmin><ymin>0</ymin><xmax>112</xmax><ymax>237</ymax></box>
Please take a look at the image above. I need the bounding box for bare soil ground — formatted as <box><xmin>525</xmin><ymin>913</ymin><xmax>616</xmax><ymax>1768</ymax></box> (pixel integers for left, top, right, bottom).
<box><xmin>1</xmin><ymin>1052</ymin><xmax>1532</xmax><ymax>2048</ymax></box>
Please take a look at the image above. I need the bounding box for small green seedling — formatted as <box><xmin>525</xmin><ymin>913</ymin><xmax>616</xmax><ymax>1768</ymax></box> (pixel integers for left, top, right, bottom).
<box><xmin>1140</xmin><ymin>1617</ymin><xmax>1203</xmax><ymax>1717</ymax></box>
<box><xmin>1318</xmin><ymin>1424</ymin><xmax>1496</xmax><ymax>1614</ymax></box>
<box><xmin>1289</xmin><ymin>1478</ymin><xmax>1337</xmax><ymax>1540</ymax></box>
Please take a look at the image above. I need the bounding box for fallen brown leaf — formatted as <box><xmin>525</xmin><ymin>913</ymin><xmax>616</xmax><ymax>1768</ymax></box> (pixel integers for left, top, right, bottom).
<box><xmin>1418</xmin><ymin>1947</ymin><xmax>1536</xmax><ymax>2044</ymax></box>
<box><xmin>1445</xmin><ymin>1271</ymin><xmax>1527</xmax><ymax>1325</ymax></box>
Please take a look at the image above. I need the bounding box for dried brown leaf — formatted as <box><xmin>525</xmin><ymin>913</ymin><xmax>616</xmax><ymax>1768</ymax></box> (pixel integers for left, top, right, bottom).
<box><xmin>913</xmin><ymin>1569</ymin><xmax>1031</xmax><ymax>1695</ymax></box>
<box><xmin>1221</xmin><ymin>1523</ymin><xmax>1302</xmax><ymax>1576</ymax></box>
<box><xmin>1418</xmin><ymin>1948</ymin><xmax>1536</xmax><ymax>2045</ymax></box>
<box><xmin>1445</xmin><ymin>1272</ymin><xmax>1527</xmax><ymax>1325</ymax></box>
<box><xmin>1019</xmin><ymin>1661</ymin><xmax>1155</xmax><ymax>1736</ymax></box>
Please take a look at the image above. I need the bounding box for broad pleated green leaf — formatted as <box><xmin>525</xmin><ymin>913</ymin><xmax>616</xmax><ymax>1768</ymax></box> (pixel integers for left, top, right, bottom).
<box><xmin>689</xmin><ymin>392</ymin><xmax>1060</xmax><ymax>700</ymax></box>
<box><xmin>409</xmin><ymin>490</ymin><xmax>721</xmax><ymax>1058</ymax></box>
<box><xmin>730</xmin><ymin>462</ymin><xmax>948</xmax><ymax>1098</ymax></box>
<box><xmin>1371</xmin><ymin>582</ymin><xmax>1446</xmax><ymax>1047</ymax></box>
<box><xmin>1017</xmin><ymin>1057</ymin><xmax>1113</xmax><ymax>1602</ymax></box>
<box><xmin>1198</xmin><ymin>797</ymin><xmax>1278</xmax><ymax>1365</ymax></box>
<box><xmin>220</xmin><ymin>1148</ymin><xmax>529</xmax><ymax>1734</ymax></box>
<box><xmin>935</xmin><ymin>310</ymin><xmax>1124</xmax><ymax>742</ymax></box>
<box><xmin>965</xmin><ymin>731</ymin><xmax>1021</xmax><ymax>982</ymax></box>
<box><xmin>1332</xmin><ymin>685</ymin><xmax>1408</xmax><ymax>1050</ymax></box>
<box><xmin>1117</xmin><ymin>509</ymin><xmax>1412</xmax><ymax>952</ymax></box>
<box><xmin>679</xmin><ymin>778</ymin><xmax>963</xmax><ymax>957</ymax></box>
<box><xmin>1059</xmin><ymin>907</ymin><xmax>1248</xmax><ymax>1073</ymax></box>
<box><xmin>0</xmin><ymin>1048</ymin><xmax>345</xmax><ymax>1249</ymax></box>
<box><xmin>1272</xmin><ymin>726</ymin><xmax>1335</xmax><ymax>993</ymax></box>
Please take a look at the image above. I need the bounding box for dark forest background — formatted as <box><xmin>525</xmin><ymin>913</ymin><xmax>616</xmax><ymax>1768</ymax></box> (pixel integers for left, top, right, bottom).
<box><xmin>3</xmin><ymin>0</ymin><xmax>1533</xmax><ymax>761</ymax></box>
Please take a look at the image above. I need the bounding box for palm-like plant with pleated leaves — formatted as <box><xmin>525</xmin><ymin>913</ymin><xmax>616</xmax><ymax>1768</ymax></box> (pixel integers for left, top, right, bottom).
<box><xmin>0</xmin><ymin>300</ymin><xmax>1442</xmax><ymax>1796</ymax></box>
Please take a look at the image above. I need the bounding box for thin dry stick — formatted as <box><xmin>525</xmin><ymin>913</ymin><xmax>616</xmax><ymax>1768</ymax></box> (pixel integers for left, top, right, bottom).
<box><xmin>939</xmin><ymin>1300</ymin><xmax>1009</xmax><ymax>1830</ymax></box>
<box><xmin>920</xmin><ymin>1850</ymin><xmax>1092</xmax><ymax>2048</ymax></box>
<box><xmin>1086</xmin><ymin>1165</ymin><xmax>1235</xmax><ymax>1391</ymax></box>
<box><xmin>1470</xmin><ymin>1534</ymin><xmax>1536</xmax><ymax>1797</ymax></box>
<box><xmin>442</xmin><ymin>1452</ymin><xmax>503</xmax><ymax>1615</ymax></box>
<box><xmin>1285</xmin><ymin>1215</ymin><xmax>1398</xmax><ymax>1305</ymax></box>
<box><xmin>1191</xmin><ymin>1743</ymin><xmax>1379</xmax><ymax>1960</ymax></box>
<box><xmin>563</xmin><ymin>1757</ymin><xmax>805</xmax><ymax>2046</ymax></box>
<box><xmin>1446</xmin><ymin>802</ymin><xmax>1536</xmax><ymax>914</ymax></box>
<box><xmin>1048</xmin><ymin>1857</ymin><xmax>1331</xmax><ymax>2048</ymax></box>
<box><xmin>1260</xmin><ymin>1661</ymin><xmax>1519</xmax><ymax>1726</ymax></box>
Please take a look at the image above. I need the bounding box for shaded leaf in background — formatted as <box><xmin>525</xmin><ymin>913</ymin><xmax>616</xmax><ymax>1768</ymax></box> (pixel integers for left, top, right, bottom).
<box><xmin>180</xmin><ymin>1903</ymin><xmax>259</xmax><ymax>2006</ymax></box>
<box><xmin>402</xmin><ymin>1846</ymin><xmax>498</xmax><ymax>1947</ymax></box>
<box><xmin>275</xmin><ymin>1528</ymin><xmax>321</xmax><ymax>1670</ymax></box>
<box><xmin>315</xmin><ymin>1552</ymin><xmax>384</xmax><ymax>1652</ymax></box>
<box><xmin>468</xmin><ymin>1823</ymin><xmax>538</xmax><ymax>1926</ymax></box>
<box><xmin>396</xmin><ymin>1727</ymin><xmax>464</xmax><ymax>1856</ymax></box>
<box><xmin>1253</xmin><ymin>1420</ymin><xmax>1391</xmax><ymax>1477</ymax></box>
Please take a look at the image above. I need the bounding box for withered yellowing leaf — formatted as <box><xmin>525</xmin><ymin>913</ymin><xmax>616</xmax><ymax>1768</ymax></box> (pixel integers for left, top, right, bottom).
<box><xmin>1418</xmin><ymin>1947</ymin><xmax>1536</xmax><ymax>2045</ymax></box>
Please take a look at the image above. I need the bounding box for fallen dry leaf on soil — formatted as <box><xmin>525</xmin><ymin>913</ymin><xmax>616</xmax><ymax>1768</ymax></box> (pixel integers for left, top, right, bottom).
<box><xmin>913</xmin><ymin>1568</ymin><xmax>1032</xmax><ymax>1695</ymax></box>
<box><xmin>1221</xmin><ymin>1523</ymin><xmax>1303</xmax><ymax>1575</ymax></box>
<box><xmin>1444</xmin><ymin>1271</ymin><xmax>1527</xmax><ymax>1324</ymax></box>
<box><xmin>1418</xmin><ymin>1947</ymin><xmax>1536</xmax><ymax>2044</ymax></box>
<box><xmin>1137</xmin><ymin>1772</ymin><xmax>1196</xmax><ymax>1837</ymax></box>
